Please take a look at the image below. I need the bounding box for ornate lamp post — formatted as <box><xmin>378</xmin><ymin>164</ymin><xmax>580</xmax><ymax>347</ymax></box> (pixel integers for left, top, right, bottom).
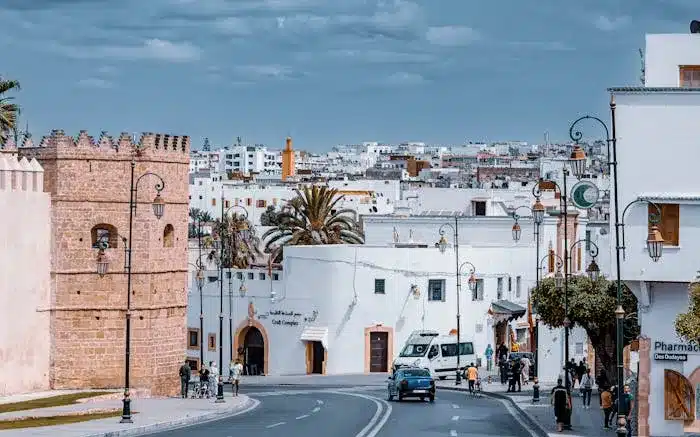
<box><xmin>96</xmin><ymin>158</ymin><xmax>165</xmax><ymax>423</ymax></box>
<box><xmin>215</xmin><ymin>197</ymin><xmax>250</xmax><ymax>402</ymax></box>
<box><xmin>568</xmin><ymin>102</ymin><xmax>665</xmax><ymax>437</ymax></box>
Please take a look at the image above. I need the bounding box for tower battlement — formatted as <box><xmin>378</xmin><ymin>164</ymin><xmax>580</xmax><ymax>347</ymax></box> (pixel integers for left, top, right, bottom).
<box><xmin>21</xmin><ymin>129</ymin><xmax>190</xmax><ymax>159</ymax></box>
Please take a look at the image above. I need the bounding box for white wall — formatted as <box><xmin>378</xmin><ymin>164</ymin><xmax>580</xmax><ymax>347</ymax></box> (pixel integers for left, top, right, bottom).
<box><xmin>645</xmin><ymin>34</ymin><xmax>700</xmax><ymax>87</ymax></box>
<box><xmin>612</xmin><ymin>92</ymin><xmax>700</xmax><ymax>283</ymax></box>
<box><xmin>0</xmin><ymin>156</ymin><xmax>51</xmax><ymax>395</ymax></box>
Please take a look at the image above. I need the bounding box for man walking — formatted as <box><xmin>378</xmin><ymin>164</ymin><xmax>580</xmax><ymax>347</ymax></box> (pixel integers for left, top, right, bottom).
<box><xmin>179</xmin><ymin>360</ymin><xmax>191</xmax><ymax>399</ymax></box>
<box><xmin>551</xmin><ymin>377</ymin><xmax>571</xmax><ymax>433</ymax></box>
<box><xmin>485</xmin><ymin>344</ymin><xmax>494</xmax><ymax>372</ymax></box>
<box><xmin>466</xmin><ymin>362</ymin><xmax>478</xmax><ymax>394</ymax></box>
<box><xmin>230</xmin><ymin>359</ymin><xmax>244</xmax><ymax>397</ymax></box>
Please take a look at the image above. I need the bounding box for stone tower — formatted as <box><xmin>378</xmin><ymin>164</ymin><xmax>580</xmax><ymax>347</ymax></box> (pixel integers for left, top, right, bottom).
<box><xmin>20</xmin><ymin>130</ymin><xmax>190</xmax><ymax>396</ymax></box>
<box><xmin>282</xmin><ymin>136</ymin><xmax>295</xmax><ymax>181</ymax></box>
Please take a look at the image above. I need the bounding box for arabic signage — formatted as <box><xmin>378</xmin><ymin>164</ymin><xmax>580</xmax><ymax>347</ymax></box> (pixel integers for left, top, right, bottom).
<box><xmin>257</xmin><ymin>309</ymin><xmax>318</xmax><ymax>328</ymax></box>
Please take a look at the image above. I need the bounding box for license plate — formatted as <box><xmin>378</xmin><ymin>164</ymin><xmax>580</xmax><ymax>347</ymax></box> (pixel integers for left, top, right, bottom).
<box><xmin>413</xmin><ymin>389</ymin><xmax>427</xmax><ymax>393</ymax></box>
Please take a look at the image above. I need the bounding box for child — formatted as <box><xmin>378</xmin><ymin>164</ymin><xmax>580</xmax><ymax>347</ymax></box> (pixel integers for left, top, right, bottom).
<box><xmin>601</xmin><ymin>386</ymin><xmax>613</xmax><ymax>429</ymax></box>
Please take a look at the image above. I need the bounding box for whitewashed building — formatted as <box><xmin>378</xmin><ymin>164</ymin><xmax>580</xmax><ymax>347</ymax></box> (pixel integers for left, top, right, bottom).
<box><xmin>611</xmin><ymin>32</ymin><xmax>700</xmax><ymax>437</ymax></box>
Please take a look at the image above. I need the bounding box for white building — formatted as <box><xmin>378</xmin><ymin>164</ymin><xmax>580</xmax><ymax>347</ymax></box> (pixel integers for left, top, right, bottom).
<box><xmin>611</xmin><ymin>32</ymin><xmax>700</xmax><ymax>437</ymax></box>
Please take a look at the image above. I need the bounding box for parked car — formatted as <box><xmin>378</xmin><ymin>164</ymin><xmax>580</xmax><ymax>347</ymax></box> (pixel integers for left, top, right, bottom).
<box><xmin>387</xmin><ymin>367</ymin><xmax>435</xmax><ymax>402</ymax></box>
<box><xmin>508</xmin><ymin>352</ymin><xmax>536</xmax><ymax>380</ymax></box>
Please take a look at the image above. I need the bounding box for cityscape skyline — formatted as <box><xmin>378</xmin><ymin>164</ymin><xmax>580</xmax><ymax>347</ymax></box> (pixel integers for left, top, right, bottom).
<box><xmin>1</xmin><ymin>0</ymin><xmax>696</xmax><ymax>151</ymax></box>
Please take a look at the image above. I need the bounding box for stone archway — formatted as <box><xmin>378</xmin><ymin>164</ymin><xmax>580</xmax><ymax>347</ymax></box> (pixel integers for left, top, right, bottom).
<box><xmin>233</xmin><ymin>320</ymin><xmax>270</xmax><ymax>376</ymax></box>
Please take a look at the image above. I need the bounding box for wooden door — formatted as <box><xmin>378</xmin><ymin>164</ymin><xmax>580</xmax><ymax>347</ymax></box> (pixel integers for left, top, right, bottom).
<box><xmin>370</xmin><ymin>332</ymin><xmax>389</xmax><ymax>373</ymax></box>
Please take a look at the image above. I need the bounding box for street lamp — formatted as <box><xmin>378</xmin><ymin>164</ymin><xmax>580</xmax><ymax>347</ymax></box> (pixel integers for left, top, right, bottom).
<box><xmin>569</xmin><ymin>145</ymin><xmax>587</xmax><ymax>179</ymax></box>
<box><xmin>554</xmin><ymin>268</ymin><xmax>564</xmax><ymax>290</ymax></box>
<box><xmin>216</xmin><ymin>197</ymin><xmax>251</xmax><ymax>403</ymax></box>
<box><xmin>569</xmin><ymin>104</ymin><xmax>666</xmax><ymax>436</ymax></box>
<box><xmin>239</xmin><ymin>282</ymin><xmax>247</xmax><ymax>298</ymax></box>
<box><xmin>586</xmin><ymin>259</ymin><xmax>600</xmax><ymax>281</ymax></box>
<box><xmin>511</xmin><ymin>222</ymin><xmax>522</xmax><ymax>242</ymax></box>
<box><xmin>96</xmin><ymin>244</ymin><xmax>109</xmax><ymax>277</ymax></box>
<box><xmin>113</xmin><ymin>159</ymin><xmax>165</xmax><ymax>423</ymax></box>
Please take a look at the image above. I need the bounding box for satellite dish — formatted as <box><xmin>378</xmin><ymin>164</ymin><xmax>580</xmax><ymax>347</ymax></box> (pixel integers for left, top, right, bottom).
<box><xmin>691</xmin><ymin>20</ymin><xmax>700</xmax><ymax>33</ymax></box>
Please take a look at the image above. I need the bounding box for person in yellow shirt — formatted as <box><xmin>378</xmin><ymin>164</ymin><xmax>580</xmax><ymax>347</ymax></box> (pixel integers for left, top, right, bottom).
<box><xmin>600</xmin><ymin>386</ymin><xmax>613</xmax><ymax>429</ymax></box>
<box><xmin>466</xmin><ymin>362</ymin><xmax>479</xmax><ymax>394</ymax></box>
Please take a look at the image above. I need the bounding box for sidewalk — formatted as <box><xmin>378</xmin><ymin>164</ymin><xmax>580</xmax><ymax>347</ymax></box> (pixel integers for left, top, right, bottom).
<box><xmin>242</xmin><ymin>374</ymin><xmax>388</xmax><ymax>387</ymax></box>
<box><xmin>438</xmin><ymin>379</ymin><xmax>605</xmax><ymax>437</ymax></box>
<box><xmin>0</xmin><ymin>393</ymin><xmax>257</xmax><ymax>437</ymax></box>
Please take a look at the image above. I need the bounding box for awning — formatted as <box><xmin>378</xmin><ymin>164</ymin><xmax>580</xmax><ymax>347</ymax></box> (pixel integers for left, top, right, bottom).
<box><xmin>488</xmin><ymin>300</ymin><xmax>527</xmax><ymax>322</ymax></box>
<box><xmin>300</xmin><ymin>327</ymin><xmax>328</xmax><ymax>349</ymax></box>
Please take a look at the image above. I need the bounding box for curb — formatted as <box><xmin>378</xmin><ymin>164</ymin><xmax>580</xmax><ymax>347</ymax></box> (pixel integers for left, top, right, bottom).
<box><xmin>439</xmin><ymin>386</ymin><xmax>549</xmax><ymax>437</ymax></box>
<box><xmin>82</xmin><ymin>396</ymin><xmax>260</xmax><ymax>437</ymax></box>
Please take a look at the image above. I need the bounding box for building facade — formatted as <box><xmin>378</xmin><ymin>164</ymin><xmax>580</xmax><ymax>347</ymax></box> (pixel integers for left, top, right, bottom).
<box><xmin>19</xmin><ymin>130</ymin><xmax>190</xmax><ymax>396</ymax></box>
<box><xmin>0</xmin><ymin>155</ymin><xmax>51</xmax><ymax>395</ymax></box>
<box><xmin>611</xmin><ymin>33</ymin><xmax>700</xmax><ymax>437</ymax></box>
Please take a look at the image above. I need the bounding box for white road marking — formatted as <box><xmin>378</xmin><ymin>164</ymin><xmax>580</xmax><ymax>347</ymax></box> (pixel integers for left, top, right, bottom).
<box><xmin>296</xmin><ymin>414</ymin><xmax>309</xmax><ymax>420</ymax></box>
<box><xmin>497</xmin><ymin>398</ymin><xmax>540</xmax><ymax>437</ymax></box>
<box><xmin>266</xmin><ymin>422</ymin><xmax>286</xmax><ymax>428</ymax></box>
<box><xmin>312</xmin><ymin>406</ymin><xmax>321</xmax><ymax>413</ymax></box>
<box><xmin>317</xmin><ymin>399</ymin><xmax>324</xmax><ymax>405</ymax></box>
<box><xmin>449</xmin><ymin>430</ymin><xmax>458</xmax><ymax>437</ymax></box>
<box><xmin>327</xmin><ymin>391</ymin><xmax>392</xmax><ymax>437</ymax></box>
<box><xmin>452</xmin><ymin>404</ymin><xmax>459</xmax><ymax>409</ymax></box>
<box><xmin>451</xmin><ymin>415</ymin><xmax>459</xmax><ymax>421</ymax></box>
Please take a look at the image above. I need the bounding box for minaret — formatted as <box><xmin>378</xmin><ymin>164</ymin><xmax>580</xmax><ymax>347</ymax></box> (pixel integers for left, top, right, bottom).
<box><xmin>282</xmin><ymin>136</ymin><xmax>295</xmax><ymax>181</ymax></box>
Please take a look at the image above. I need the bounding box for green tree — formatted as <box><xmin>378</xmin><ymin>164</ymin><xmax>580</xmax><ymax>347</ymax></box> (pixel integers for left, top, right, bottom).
<box><xmin>188</xmin><ymin>207</ymin><xmax>213</xmax><ymax>238</ymax></box>
<box><xmin>210</xmin><ymin>213</ymin><xmax>261</xmax><ymax>269</ymax></box>
<box><xmin>260</xmin><ymin>205</ymin><xmax>281</xmax><ymax>226</ymax></box>
<box><xmin>0</xmin><ymin>77</ymin><xmax>21</xmax><ymax>147</ymax></box>
<box><xmin>532</xmin><ymin>275</ymin><xmax>639</xmax><ymax>383</ymax></box>
<box><xmin>261</xmin><ymin>186</ymin><xmax>364</xmax><ymax>261</ymax></box>
<box><xmin>675</xmin><ymin>276</ymin><xmax>700</xmax><ymax>343</ymax></box>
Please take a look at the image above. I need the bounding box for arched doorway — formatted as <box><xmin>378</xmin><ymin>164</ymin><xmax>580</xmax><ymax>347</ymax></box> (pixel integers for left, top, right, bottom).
<box><xmin>243</xmin><ymin>327</ymin><xmax>265</xmax><ymax>375</ymax></box>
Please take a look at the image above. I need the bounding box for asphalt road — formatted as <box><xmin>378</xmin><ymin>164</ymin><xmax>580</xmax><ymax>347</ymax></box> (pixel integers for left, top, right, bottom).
<box><xmin>150</xmin><ymin>385</ymin><xmax>536</xmax><ymax>437</ymax></box>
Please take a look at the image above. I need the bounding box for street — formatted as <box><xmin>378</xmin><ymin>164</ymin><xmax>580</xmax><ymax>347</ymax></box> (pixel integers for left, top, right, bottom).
<box><xmin>150</xmin><ymin>383</ymin><xmax>537</xmax><ymax>437</ymax></box>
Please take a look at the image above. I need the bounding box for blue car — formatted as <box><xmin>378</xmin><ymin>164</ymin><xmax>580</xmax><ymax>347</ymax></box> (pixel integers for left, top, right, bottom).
<box><xmin>387</xmin><ymin>367</ymin><xmax>435</xmax><ymax>402</ymax></box>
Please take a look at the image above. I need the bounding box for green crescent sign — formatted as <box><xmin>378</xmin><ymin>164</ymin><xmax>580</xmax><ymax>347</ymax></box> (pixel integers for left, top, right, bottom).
<box><xmin>571</xmin><ymin>181</ymin><xmax>599</xmax><ymax>209</ymax></box>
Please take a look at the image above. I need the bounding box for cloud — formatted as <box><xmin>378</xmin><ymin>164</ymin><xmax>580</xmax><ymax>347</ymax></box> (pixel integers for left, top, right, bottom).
<box><xmin>76</xmin><ymin>77</ymin><xmax>113</xmax><ymax>89</ymax></box>
<box><xmin>213</xmin><ymin>17</ymin><xmax>255</xmax><ymax>36</ymax></box>
<box><xmin>297</xmin><ymin>49</ymin><xmax>434</xmax><ymax>64</ymax></box>
<box><xmin>383</xmin><ymin>72</ymin><xmax>426</xmax><ymax>86</ymax></box>
<box><xmin>50</xmin><ymin>39</ymin><xmax>202</xmax><ymax>62</ymax></box>
<box><xmin>233</xmin><ymin>64</ymin><xmax>304</xmax><ymax>81</ymax></box>
<box><xmin>2</xmin><ymin>0</ymin><xmax>113</xmax><ymax>11</ymax></box>
<box><xmin>426</xmin><ymin>26</ymin><xmax>480</xmax><ymax>47</ymax></box>
<box><xmin>593</xmin><ymin>15</ymin><xmax>630</xmax><ymax>32</ymax></box>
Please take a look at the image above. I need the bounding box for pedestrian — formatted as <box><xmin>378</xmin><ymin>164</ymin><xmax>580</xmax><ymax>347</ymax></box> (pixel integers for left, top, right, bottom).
<box><xmin>499</xmin><ymin>352</ymin><xmax>508</xmax><ymax>385</ymax></box>
<box><xmin>620</xmin><ymin>384</ymin><xmax>635</xmax><ymax>437</ymax></box>
<box><xmin>576</xmin><ymin>359</ymin><xmax>585</xmax><ymax>386</ymax></box>
<box><xmin>485</xmin><ymin>344</ymin><xmax>494</xmax><ymax>372</ymax></box>
<box><xmin>179</xmin><ymin>360</ymin><xmax>191</xmax><ymax>399</ymax></box>
<box><xmin>520</xmin><ymin>356</ymin><xmax>531</xmax><ymax>385</ymax></box>
<box><xmin>199</xmin><ymin>364</ymin><xmax>210</xmax><ymax>398</ymax></box>
<box><xmin>601</xmin><ymin>385</ymin><xmax>613</xmax><ymax>429</ymax></box>
<box><xmin>511</xmin><ymin>359</ymin><xmax>522</xmax><ymax>392</ymax></box>
<box><xmin>466</xmin><ymin>362</ymin><xmax>478</xmax><ymax>394</ymax></box>
<box><xmin>209</xmin><ymin>361</ymin><xmax>219</xmax><ymax>396</ymax></box>
<box><xmin>567</xmin><ymin>359</ymin><xmax>577</xmax><ymax>388</ymax></box>
<box><xmin>596</xmin><ymin>370</ymin><xmax>610</xmax><ymax>407</ymax></box>
<box><xmin>551</xmin><ymin>377</ymin><xmax>571</xmax><ymax>433</ymax></box>
<box><xmin>231</xmin><ymin>359</ymin><xmax>244</xmax><ymax>396</ymax></box>
<box><xmin>580</xmin><ymin>368</ymin><xmax>593</xmax><ymax>409</ymax></box>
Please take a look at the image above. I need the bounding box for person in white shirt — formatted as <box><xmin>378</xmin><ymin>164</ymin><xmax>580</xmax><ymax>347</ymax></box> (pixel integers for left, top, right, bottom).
<box><xmin>209</xmin><ymin>361</ymin><xmax>219</xmax><ymax>396</ymax></box>
<box><xmin>230</xmin><ymin>359</ymin><xmax>244</xmax><ymax>396</ymax></box>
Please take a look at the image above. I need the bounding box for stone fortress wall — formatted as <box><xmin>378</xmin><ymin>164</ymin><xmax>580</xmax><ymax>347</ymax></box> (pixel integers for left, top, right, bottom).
<box><xmin>19</xmin><ymin>129</ymin><xmax>190</xmax><ymax>396</ymax></box>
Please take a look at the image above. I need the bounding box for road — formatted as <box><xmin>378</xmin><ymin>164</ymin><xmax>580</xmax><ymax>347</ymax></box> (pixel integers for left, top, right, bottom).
<box><xmin>150</xmin><ymin>384</ymin><xmax>537</xmax><ymax>437</ymax></box>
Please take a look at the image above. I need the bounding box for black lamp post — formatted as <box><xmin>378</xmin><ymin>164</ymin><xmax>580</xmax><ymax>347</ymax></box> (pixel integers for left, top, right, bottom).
<box><xmin>96</xmin><ymin>158</ymin><xmax>165</xmax><ymax>423</ymax></box>
<box><xmin>511</xmin><ymin>183</ymin><xmax>546</xmax><ymax>403</ymax></box>
<box><xmin>215</xmin><ymin>196</ymin><xmax>250</xmax><ymax>402</ymax></box>
<box><xmin>568</xmin><ymin>102</ymin><xmax>666</xmax><ymax>437</ymax></box>
<box><xmin>188</xmin><ymin>259</ymin><xmax>206</xmax><ymax>366</ymax></box>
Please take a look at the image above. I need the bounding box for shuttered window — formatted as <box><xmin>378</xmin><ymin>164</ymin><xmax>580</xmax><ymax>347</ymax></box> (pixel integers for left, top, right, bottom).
<box><xmin>649</xmin><ymin>203</ymin><xmax>679</xmax><ymax>246</ymax></box>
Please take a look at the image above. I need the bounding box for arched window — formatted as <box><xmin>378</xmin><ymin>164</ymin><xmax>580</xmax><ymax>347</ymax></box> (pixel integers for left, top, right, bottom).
<box><xmin>163</xmin><ymin>224</ymin><xmax>175</xmax><ymax>247</ymax></box>
<box><xmin>91</xmin><ymin>224</ymin><xmax>118</xmax><ymax>248</ymax></box>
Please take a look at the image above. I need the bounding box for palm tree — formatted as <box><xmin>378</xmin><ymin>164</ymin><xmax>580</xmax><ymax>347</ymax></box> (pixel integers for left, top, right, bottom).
<box><xmin>189</xmin><ymin>207</ymin><xmax>213</xmax><ymax>238</ymax></box>
<box><xmin>261</xmin><ymin>186</ymin><xmax>365</xmax><ymax>258</ymax></box>
<box><xmin>209</xmin><ymin>213</ymin><xmax>261</xmax><ymax>269</ymax></box>
<box><xmin>0</xmin><ymin>77</ymin><xmax>21</xmax><ymax>147</ymax></box>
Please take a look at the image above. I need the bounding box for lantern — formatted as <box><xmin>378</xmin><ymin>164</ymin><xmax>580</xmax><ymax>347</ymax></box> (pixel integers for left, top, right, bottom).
<box><xmin>152</xmin><ymin>193</ymin><xmax>165</xmax><ymax>219</ymax></box>
<box><xmin>586</xmin><ymin>259</ymin><xmax>600</xmax><ymax>281</ymax></box>
<box><xmin>195</xmin><ymin>269</ymin><xmax>204</xmax><ymax>289</ymax></box>
<box><xmin>646</xmin><ymin>225</ymin><xmax>664</xmax><ymax>262</ymax></box>
<box><xmin>532</xmin><ymin>199</ymin><xmax>545</xmax><ymax>225</ymax></box>
<box><xmin>96</xmin><ymin>250</ymin><xmax>109</xmax><ymax>277</ymax></box>
<box><xmin>569</xmin><ymin>145</ymin><xmax>587</xmax><ymax>179</ymax></box>
<box><xmin>437</xmin><ymin>235</ymin><xmax>448</xmax><ymax>253</ymax></box>
<box><xmin>554</xmin><ymin>269</ymin><xmax>564</xmax><ymax>290</ymax></box>
<box><xmin>511</xmin><ymin>222</ymin><xmax>522</xmax><ymax>242</ymax></box>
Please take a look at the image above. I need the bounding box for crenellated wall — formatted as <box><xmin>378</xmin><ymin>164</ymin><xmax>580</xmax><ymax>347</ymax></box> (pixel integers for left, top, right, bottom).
<box><xmin>0</xmin><ymin>155</ymin><xmax>51</xmax><ymax>395</ymax></box>
<box><xmin>19</xmin><ymin>129</ymin><xmax>190</xmax><ymax>397</ymax></box>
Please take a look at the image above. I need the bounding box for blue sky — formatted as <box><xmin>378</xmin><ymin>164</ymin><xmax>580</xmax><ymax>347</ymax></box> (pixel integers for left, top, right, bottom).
<box><xmin>0</xmin><ymin>0</ymin><xmax>696</xmax><ymax>151</ymax></box>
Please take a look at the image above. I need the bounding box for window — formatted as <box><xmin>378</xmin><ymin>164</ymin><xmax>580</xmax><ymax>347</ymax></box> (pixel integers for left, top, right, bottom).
<box><xmin>585</xmin><ymin>230</ymin><xmax>591</xmax><ymax>251</ymax></box>
<box><xmin>374</xmin><ymin>279</ymin><xmax>386</xmax><ymax>294</ymax></box>
<box><xmin>188</xmin><ymin>329</ymin><xmax>200</xmax><ymax>348</ymax></box>
<box><xmin>225</xmin><ymin>200</ymin><xmax>230</xmax><ymax>208</ymax></box>
<box><xmin>186</xmin><ymin>358</ymin><xmax>200</xmax><ymax>371</ymax></box>
<box><xmin>246</xmin><ymin>198</ymin><xmax>252</xmax><ymax>206</ymax></box>
<box><xmin>163</xmin><ymin>224</ymin><xmax>174</xmax><ymax>247</ymax></box>
<box><xmin>211</xmin><ymin>198</ymin><xmax>216</xmax><ymax>206</ymax></box>
<box><xmin>575</xmin><ymin>342</ymin><xmax>584</xmax><ymax>355</ymax></box>
<box><xmin>440</xmin><ymin>342</ymin><xmax>475</xmax><ymax>356</ymax></box>
<box><xmin>473</xmin><ymin>201</ymin><xmax>486</xmax><ymax>216</ymax></box>
<box><xmin>91</xmin><ymin>224</ymin><xmax>118</xmax><ymax>248</ymax></box>
<box><xmin>497</xmin><ymin>277</ymin><xmax>503</xmax><ymax>300</ymax></box>
<box><xmin>259</xmin><ymin>273</ymin><xmax>266</xmax><ymax>280</ymax></box>
<box><xmin>208</xmin><ymin>334</ymin><xmax>216</xmax><ymax>351</ymax></box>
<box><xmin>472</xmin><ymin>279</ymin><xmax>484</xmax><ymax>301</ymax></box>
<box><xmin>516</xmin><ymin>276</ymin><xmax>522</xmax><ymax>298</ymax></box>
<box><xmin>508</xmin><ymin>276</ymin><xmax>512</xmax><ymax>292</ymax></box>
<box><xmin>257</xmin><ymin>199</ymin><xmax>266</xmax><ymax>208</ymax></box>
<box><xmin>206</xmin><ymin>275</ymin><xmax>216</xmax><ymax>283</ymax></box>
<box><xmin>272</xmin><ymin>273</ymin><xmax>279</xmax><ymax>280</ymax></box>
<box><xmin>428</xmin><ymin>279</ymin><xmax>445</xmax><ymax>301</ymax></box>
<box><xmin>650</xmin><ymin>203</ymin><xmax>680</xmax><ymax>246</ymax></box>
<box><xmin>236</xmin><ymin>272</ymin><xmax>243</xmax><ymax>280</ymax></box>
<box><xmin>680</xmin><ymin>66</ymin><xmax>700</xmax><ymax>87</ymax></box>
<box><xmin>247</xmin><ymin>272</ymin><xmax>254</xmax><ymax>280</ymax></box>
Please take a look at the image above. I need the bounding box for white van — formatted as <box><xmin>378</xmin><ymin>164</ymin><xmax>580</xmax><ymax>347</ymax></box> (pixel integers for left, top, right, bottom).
<box><xmin>392</xmin><ymin>330</ymin><xmax>476</xmax><ymax>379</ymax></box>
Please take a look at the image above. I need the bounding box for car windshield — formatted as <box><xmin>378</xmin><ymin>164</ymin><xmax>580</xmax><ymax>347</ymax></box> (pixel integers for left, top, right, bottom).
<box><xmin>440</xmin><ymin>342</ymin><xmax>474</xmax><ymax>357</ymax></box>
<box><xmin>401</xmin><ymin>369</ymin><xmax>431</xmax><ymax>377</ymax></box>
<box><xmin>399</xmin><ymin>343</ymin><xmax>428</xmax><ymax>357</ymax></box>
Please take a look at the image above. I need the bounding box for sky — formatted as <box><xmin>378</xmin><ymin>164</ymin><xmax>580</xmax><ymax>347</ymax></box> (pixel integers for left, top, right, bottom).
<box><xmin>0</xmin><ymin>0</ymin><xmax>697</xmax><ymax>151</ymax></box>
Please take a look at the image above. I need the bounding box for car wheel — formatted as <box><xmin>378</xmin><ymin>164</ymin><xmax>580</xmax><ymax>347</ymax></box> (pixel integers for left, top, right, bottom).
<box><xmin>419</xmin><ymin>396</ymin><xmax>425</xmax><ymax>401</ymax></box>
<box><xmin>429</xmin><ymin>395</ymin><xmax>435</xmax><ymax>403</ymax></box>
